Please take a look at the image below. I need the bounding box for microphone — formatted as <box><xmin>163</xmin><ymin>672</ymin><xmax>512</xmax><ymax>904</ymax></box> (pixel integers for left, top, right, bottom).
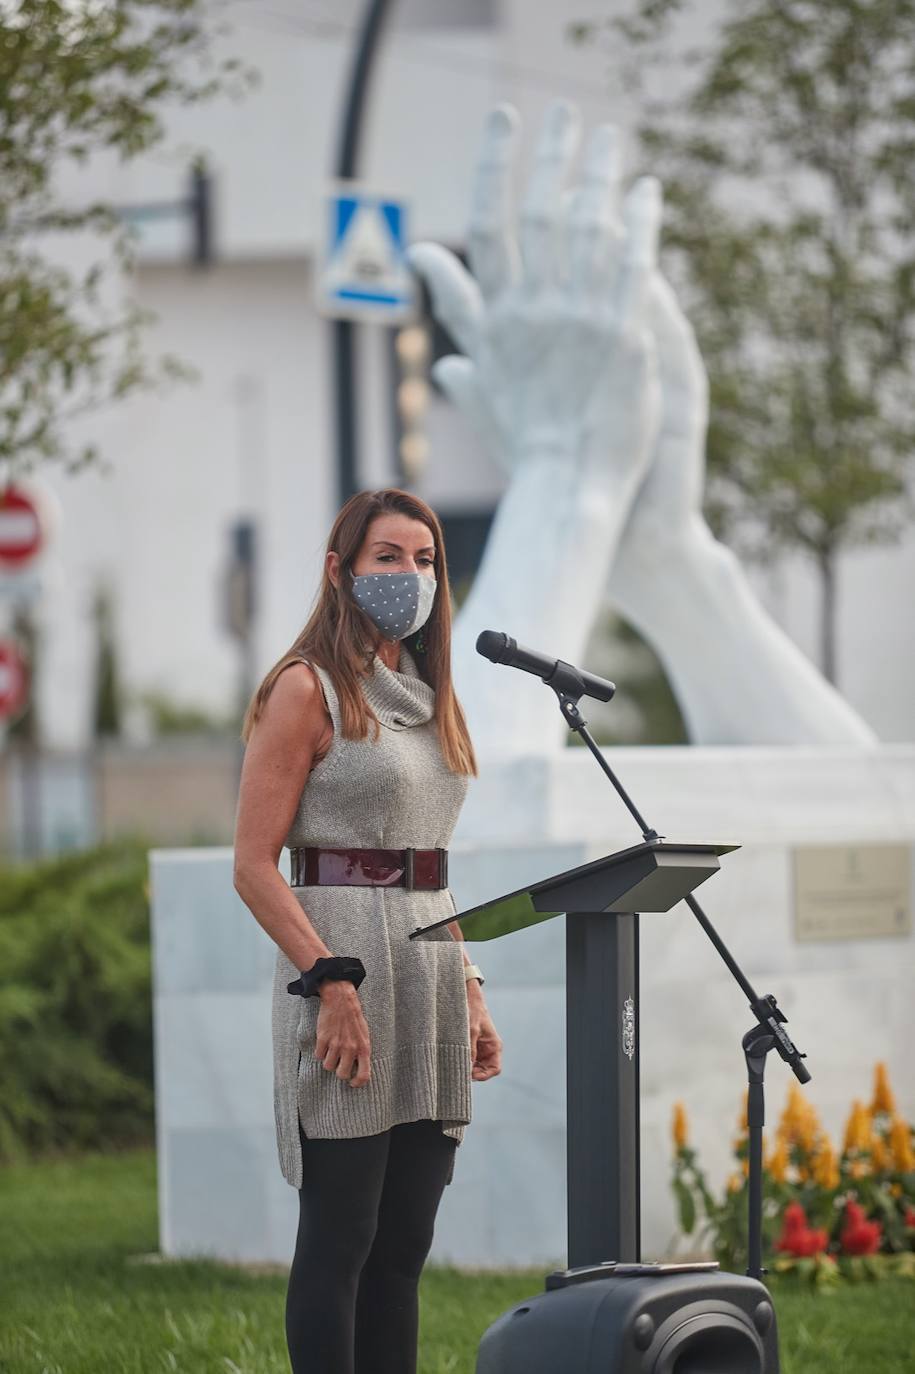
<box><xmin>475</xmin><ymin>630</ymin><xmax>616</xmax><ymax>703</ymax></box>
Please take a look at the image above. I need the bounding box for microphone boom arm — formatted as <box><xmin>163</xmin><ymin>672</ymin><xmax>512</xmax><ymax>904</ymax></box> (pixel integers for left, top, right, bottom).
<box><xmin>475</xmin><ymin>629</ymin><xmax>810</xmax><ymax>1087</ymax></box>
<box><xmin>554</xmin><ymin>680</ymin><xmax>810</xmax><ymax>1086</ymax></box>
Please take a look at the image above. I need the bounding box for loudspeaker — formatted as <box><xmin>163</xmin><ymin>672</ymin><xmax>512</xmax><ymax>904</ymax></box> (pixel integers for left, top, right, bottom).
<box><xmin>475</xmin><ymin>1271</ymin><xmax>779</xmax><ymax>1373</ymax></box>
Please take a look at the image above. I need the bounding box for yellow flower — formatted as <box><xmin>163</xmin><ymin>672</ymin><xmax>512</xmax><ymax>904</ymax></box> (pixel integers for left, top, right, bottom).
<box><xmin>811</xmin><ymin>1141</ymin><xmax>840</xmax><ymax>1190</ymax></box>
<box><xmin>672</xmin><ymin>1101</ymin><xmax>689</xmax><ymax>1151</ymax></box>
<box><xmin>778</xmin><ymin>1081</ymin><xmax>821</xmax><ymax>1154</ymax></box>
<box><xmin>726</xmin><ymin>1172</ymin><xmax>743</xmax><ymax>1194</ymax></box>
<box><xmin>767</xmin><ymin>1138</ymin><xmax>790</xmax><ymax>1183</ymax></box>
<box><xmin>871</xmin><ymin>1062</ymin><xmax>896</xmax><ymax>1117</ymax></box>
<box><xmin>889</xmin><ymin>1116</ymin><xmax>915</xmax><ymax>1173</ymax></box>
<box><xmin>843</xmin><ymin>1100</ymin><xmax>873</xmax><ymax>1155</ymax></box>
<box><xmin>871</xmin><ymin>1137</ymin><xmax>889</xmax><ymax>1173</ymax></box>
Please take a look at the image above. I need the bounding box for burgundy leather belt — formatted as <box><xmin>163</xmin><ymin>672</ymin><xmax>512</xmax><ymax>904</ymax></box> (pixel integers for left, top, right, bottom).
<box><xmin>289</xmin><ymin>845</ymin><xmax>448</xmax><ymax>891</ymax></box>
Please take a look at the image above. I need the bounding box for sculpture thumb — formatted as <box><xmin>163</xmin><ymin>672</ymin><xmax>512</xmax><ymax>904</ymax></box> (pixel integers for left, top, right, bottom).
<box><xmin>648</xmin><ymin>272</ymin><xmax>707</xmax><ymax>395</ymax></box>
<box><xmin>431</xmin><ymin>355</ymin><xmax>483</xmax><ymax>419</ymax></box>
<box><xmin>645</xmin><ymin>272</ymin><xmax>709</xmax><ymax>447</ymax></box>
<box><xmin>406</xmin><ymin>242</ymin><xmax>482</xmax><ymax>355</ymax></box>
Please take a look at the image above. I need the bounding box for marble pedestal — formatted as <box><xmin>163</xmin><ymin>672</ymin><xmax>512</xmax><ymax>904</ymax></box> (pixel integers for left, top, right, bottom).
<box><xmin>150</xmin><ymin>745</ymin><xmax>915</xmax><ymax>1268</ymax></box>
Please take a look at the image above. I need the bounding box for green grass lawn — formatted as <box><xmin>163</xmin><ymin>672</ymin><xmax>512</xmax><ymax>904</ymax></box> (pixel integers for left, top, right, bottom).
<box><xmin>1</xmin><ymin>1146</ymin><xmax>913</xmax><ymax>1373</ymax></box>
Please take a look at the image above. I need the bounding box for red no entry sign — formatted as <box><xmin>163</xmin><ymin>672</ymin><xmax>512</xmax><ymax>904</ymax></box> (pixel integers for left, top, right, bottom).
<box><xmin>0</xmin><ymin>485</ymin><xmax>45</xmax><ymax>568</ymax></box>
<box><xmin>0</xmin><ymin>639</ymin><xmax>29</xmax><ymax>720</ymax></box>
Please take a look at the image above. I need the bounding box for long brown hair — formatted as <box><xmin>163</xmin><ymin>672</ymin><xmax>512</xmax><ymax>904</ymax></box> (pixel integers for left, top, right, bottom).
<box><xmin>241</xmin><ymin>488</ymin><xmax>477</xmax><ymax>776</ymax></box>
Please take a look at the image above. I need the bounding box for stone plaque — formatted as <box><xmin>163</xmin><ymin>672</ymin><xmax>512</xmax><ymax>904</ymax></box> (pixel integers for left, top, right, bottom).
<box><xmin>794</xmin><ymin>845</ymin><xmax>912</xmax><ymax>942</ymax></box>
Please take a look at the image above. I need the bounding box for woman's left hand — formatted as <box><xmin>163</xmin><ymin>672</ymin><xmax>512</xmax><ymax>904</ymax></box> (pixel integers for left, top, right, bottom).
<box><xmin>467</xmin><ymin>985</ymin><xmax>503</xmax><ymax>1082</ymax></box>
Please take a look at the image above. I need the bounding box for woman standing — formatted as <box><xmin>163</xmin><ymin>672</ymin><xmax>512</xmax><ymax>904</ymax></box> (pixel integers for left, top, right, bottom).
<box><xmin>233</xmin><ymin>488</ymin><xmax>503</xmax><ymax>1374</ymax></box>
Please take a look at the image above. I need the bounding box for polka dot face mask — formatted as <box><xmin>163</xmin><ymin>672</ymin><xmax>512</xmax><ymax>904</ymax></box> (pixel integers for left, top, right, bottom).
<box><xmin>350</xmin><ymin>571</ymin><xmax>437</xmax><ymax>641</ymax></box>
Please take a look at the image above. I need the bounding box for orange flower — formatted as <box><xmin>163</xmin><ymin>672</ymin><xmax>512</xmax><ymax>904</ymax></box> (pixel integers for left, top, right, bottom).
<box><xmin>871</xmin><ymin>1062</ymin><xmax>896</xmax><ymax>1117</ymax></box>
<box><xmin>811</xmin><ymin>1141</ymin><xmax>840</xmax><ymax>1190</ymax></box>
<box><xmin>726</xmin><ymin>1172</ymin><xmax>743</xmax><ymax>1194</ymax></box>
<box><xmin>767</xmin><ymin>1138</ymin><xmax>790</xmax><ymax>1184</ymax></box>
<box><xmin>672</xmin><ymin>1101</ymin><xmax>689</xmax><ymax>1151</ymax></box>
<box><xmin>871</xmin><ymin>1137</ymin><xmax>889</xmax><ymax>1173</ymax></box>
<box><xmin>778</xmin><ymin>1081</ymin><xmax>821</xmax><ymax>1154</ymax></box>
<box><xmin>843</xmin><ymin>1100</ymin><xmax>873</xmax><ymax>1154</ymax></box>
<box><xmin>889</xmin><ymin>1116</ymin><xmax>915</xmax><ymax>1173</ymax></box>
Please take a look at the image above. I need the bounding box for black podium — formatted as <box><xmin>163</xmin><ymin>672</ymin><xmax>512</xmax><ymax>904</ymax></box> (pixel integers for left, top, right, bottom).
<box><xmin>412</xmin><ymin>838</ymin><xmax>736</xmax><ymax>1266</ymax></box>
<box><xmin>411</xmin><ymin>840</ymin><xmax>780</xmax><ymax>1372</ymax></box>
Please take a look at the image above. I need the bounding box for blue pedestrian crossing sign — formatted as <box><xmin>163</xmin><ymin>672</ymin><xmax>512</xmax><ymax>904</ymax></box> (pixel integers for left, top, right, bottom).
<box><xmin>318</xmin><ymin>184</ymin><xmax>417</xmax><ymax>323</ymax></box>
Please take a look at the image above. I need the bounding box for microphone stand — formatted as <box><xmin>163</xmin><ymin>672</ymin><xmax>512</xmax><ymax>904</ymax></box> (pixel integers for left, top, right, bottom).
<box><xmin>545</xmin><ymin>658</ymin><xmax>811</xmax><ymax>1281</ymax></box>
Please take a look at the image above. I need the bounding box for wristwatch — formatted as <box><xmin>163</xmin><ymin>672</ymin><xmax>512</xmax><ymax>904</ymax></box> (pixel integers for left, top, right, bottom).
<box><xmin>463</xmin><ymin>962</ymin><xmax>485</xmax><ymax>987</ymax></box>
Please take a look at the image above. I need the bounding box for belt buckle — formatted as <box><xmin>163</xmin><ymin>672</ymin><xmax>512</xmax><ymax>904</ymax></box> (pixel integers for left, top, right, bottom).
<box><xmin>290</xmin><ymin>847</ymin><xmax>304</xmax><ymax>887</ymax></box>
<box><xmin>402</xmin><ymin>847</ymin><xmax>416</xmax><ymax>890</ymax></box>
<box><xmin>437</xmin><ymin>846</ymin><xmax>448</xmax><ymax>887</ymax></box>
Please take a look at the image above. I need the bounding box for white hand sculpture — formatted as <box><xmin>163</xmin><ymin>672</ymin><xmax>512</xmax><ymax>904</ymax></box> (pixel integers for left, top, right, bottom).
<box><xmin>408</xmin><ymin>100</ymin><xmax>663</xmax><ymax>754</ymax></box>
<box><xmin>608</xmin><ymin>270</ymin><xmax>877</xmax><ymax>744</ymax></box>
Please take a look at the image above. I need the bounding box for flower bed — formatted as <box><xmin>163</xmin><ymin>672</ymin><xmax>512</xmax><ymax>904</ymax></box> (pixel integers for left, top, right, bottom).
<box><xmin>671</xmin><ymin>1063</ymin><xmax>915</xmax><ymax>1284</ymax></box>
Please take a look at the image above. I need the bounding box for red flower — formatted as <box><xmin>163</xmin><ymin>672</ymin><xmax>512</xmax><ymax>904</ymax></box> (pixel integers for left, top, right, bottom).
<box><xmin>839</xmin><ymin>1199</ymin><xmax>882</xmax><ymax>1256</ymax></box>
<box><xmin>904</xmin><ymin>1206</ymin><xmax>915</xmax><ymax>1230</ymax></box>
<box><xmin>775</xmin><ymin>1201</ymin><xmax>830</xmax><ymax>1258</ymax></box>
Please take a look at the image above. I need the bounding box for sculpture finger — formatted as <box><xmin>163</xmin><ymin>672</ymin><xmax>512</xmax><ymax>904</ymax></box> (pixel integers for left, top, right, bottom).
<box><xmin>407</xmin><ymin>241</ymin><xmax>483</xmax><ymax>357</ymax></box>
<box><xmin>645</xmin><ymin>270</ymin><xmax>700</xmax><ymax>409</ymax></box>
<box><xmin>615</xmin><ymin>176</ymin><xmax>663</xmax><ymax>328</ymax></box>
<box><xmin>647</xmin><ymin>270</ymin><xmax>709</xmax><ymax>421</ymax></box>
<box><xmin>519</xmin><ymin>99</ymin><xmax>581</xmax><ymax>293</ymax></box>
<box><xmin>468</xmin><ymin>104</ymin><xmax>522</xmax><ymax>301</ymax></box>
<box><xmin>566</xmin><ymin>123</ymin><xmax>624</xmax><ymax>296</ymax></box>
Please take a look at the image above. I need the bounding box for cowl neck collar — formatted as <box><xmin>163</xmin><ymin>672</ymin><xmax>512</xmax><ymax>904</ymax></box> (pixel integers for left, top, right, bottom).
<box><xmin>360</xmin><ymin>643</ymin><xmax>435</xmax><ymax>728</ymax></box>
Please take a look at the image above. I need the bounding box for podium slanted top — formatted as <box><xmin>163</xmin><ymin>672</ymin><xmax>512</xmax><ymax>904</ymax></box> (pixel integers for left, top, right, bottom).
<box><xmin>409</xmin><ymin>840</ymin><xmax>739</xmax><ymax>942</ymax></box>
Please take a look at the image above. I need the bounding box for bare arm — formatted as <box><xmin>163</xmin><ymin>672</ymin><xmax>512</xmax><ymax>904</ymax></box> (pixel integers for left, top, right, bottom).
<box><xmin>233</xmin><ymin>665</ymin><xmax>380</xmax><ymax>1090</ymax></box>
<box><xmin>613</xmin><ymin>516</ymin><xmax>877</xmax><ymax>745</ymax></box>
<box><xmin>233</xmin><ymin>663</ymin><xmax>357</xmax><ymax>1003</ymax></box>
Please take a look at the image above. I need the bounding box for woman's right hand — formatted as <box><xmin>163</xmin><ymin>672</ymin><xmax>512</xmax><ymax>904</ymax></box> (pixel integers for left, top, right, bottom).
<box><xmin>314</xmin><ymin>982</ymin><xmax>372</xmax><ymax>1087</ymax></box>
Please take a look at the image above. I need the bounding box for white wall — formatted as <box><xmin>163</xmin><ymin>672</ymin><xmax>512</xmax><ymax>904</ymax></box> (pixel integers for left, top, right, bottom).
<box><xmin>150</xmin><ymin>747</ymin><xmax>915</xmax><ymax>1268</ymax></box>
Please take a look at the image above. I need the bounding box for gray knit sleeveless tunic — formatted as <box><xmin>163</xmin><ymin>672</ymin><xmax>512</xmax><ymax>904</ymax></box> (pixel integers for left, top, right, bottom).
<box><xmin>271</xmin><ymin>643</ymin><xmax>473</xmax><ymax>1190</ymax></box>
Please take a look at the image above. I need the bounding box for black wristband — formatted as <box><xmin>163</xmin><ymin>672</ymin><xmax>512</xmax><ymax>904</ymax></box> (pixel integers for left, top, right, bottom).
<box><xmin>287</xmin><ymin>956</ymin><xmax>366</xmax><ymax>999</ymax></box>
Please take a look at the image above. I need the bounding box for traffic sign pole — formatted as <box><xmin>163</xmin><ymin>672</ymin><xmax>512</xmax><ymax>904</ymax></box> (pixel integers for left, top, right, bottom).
<box><xmin>331</xmin><ymin>0</ymin><xmax>395</xmax><ymax>505</ymax></box>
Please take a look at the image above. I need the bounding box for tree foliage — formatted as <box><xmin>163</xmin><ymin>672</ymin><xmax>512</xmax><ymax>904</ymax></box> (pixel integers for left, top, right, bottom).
<box><xmin>0</xmin><ymin>0</ymin><xmax>252</xmax><ymax>478</ymax></box>
<box><xmin>572</xmin><ymin>0</ymin><xmax>915</xmax><ymax>679</ymax></box>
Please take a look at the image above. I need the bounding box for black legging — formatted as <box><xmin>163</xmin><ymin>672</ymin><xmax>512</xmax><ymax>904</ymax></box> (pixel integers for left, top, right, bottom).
<box><xmin>285</xmin><ymin>1116</ymin><xmax>458</xmax><ymax>1374</ymax></box>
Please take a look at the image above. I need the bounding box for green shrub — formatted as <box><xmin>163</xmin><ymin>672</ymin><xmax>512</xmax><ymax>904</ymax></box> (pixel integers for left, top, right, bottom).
<box><xmin>0</xmin><ymin>837</ymin><xmax>155</xmax><ymax>1162</ymax></box>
